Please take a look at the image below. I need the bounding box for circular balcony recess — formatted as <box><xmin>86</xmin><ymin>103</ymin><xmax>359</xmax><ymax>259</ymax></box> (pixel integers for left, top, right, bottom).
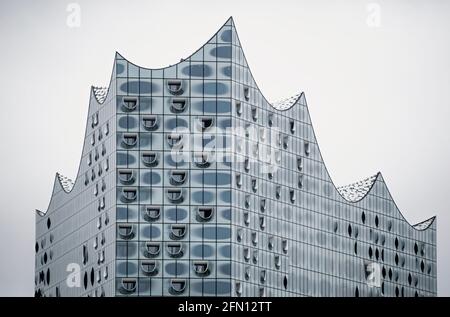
<box><xmin>169</xmin><ymin>170</ymin><xmax>187</xmax><ymax>186</ymax></box>
<box><xmin>193</xmin><ymin>151</ymin><xmax>212</xmax><ymax>168</ymax></box>
<box><xmin>143</xmin><ymin>206</ymin><xmax>161</xmax><ymax>222</ymax></box>
<box><xmin>166</xmin><ymin>189</ymin><xmax>184</xmax><ymax>204</ymax></box>
<box><xmin>121</xmin><ymin>187</ymin><xmax>137</xmax><ymax>203</ymax></box>
<box><xmin>170</xmin><ymin>224</ymin><xmax>187</xmax><ymax>240</ymax></box>
<box><xmin>197</xmin><ymin>117</ymin><xmax>214</xmax><ymax>132</ymax></box>
<box><xmin>268</xmin><ymin>113</ymin><xmax>273</xmax><ymax>126</ymax></box>
<box><xmin>298</xmin><ymin>174</ymin><xmax>304</xmax><ymax>188</ymax></box>
<box><xmin>304</xmin><ymin>142</ymin><xmax>311</xmax><ymax>156</ymax></box>
<box><xmin>260</xmin><ymin>199</ymin><xmax>266</xmax><ymax>212</ymax></box>
<box><xmin>142</xmin><ymin>115</ymin><xmax>158</xmax><ymax>131</ymax></box>
<box><xmin>118</xmin><ymin>169</ymin><xmax>136</xmax><ymax>185</ymax></box>
<box><xmin>275</xmin><ymin>255</ymin><xmax>281</xmax><ymax>269</ymax></box>
<box><xmin>169</xmin><ymin>279</ymin><xmax>186</xmax><ymax>295</ymax></box>
<box><xmin>243</xmin><ymin>212</ymin><xmax>250</xmax><ymax>225</ymax></box>
<box><xmin>259</xmin><ymin>216</ymin><xmax>266</xmax><ymax>230</ymax></box>
<box><xmin>167</xmin><ymin>243</ymin><xmax>184</xmax><ymax>258</ymax></box>
<box><xmin>118</xmin><ymin>224</ymin><xmax>134</xmax><ymax>240</ymax></box>
<box><xmin>245</xmin><ymin>268</ymin><xmax>251</xmax><ymax>281</ymax></box>
<box><xmin>243</xmin><ymin>248</ymin><xmax>250</xmax><ymax>262</ymax></box>
<box><xmin>282</xmin><ymin>240</ymin><xmax>288</xmax><ymax>254</ymax></box>
<box><xmin>236</xmin><ymin>102</ymin><xmax>242</xmax><ymax>116</ymax></box>
<box><xmin>121</xmin><ymin>133</ymin><xmax>138</xmax><ymax>148</ymax></box>
<box><xmin>120</xmin><ymin>278</ymin><xmax>137</xmax><ymax>294</ymax></box>
<box><xmin>144</xmin><ymin>242</ymin><xmax>161</xmax><ymax>258</ymax></box>
<box><xmin>243</xmin><ymin>86</ymin><xmax>250</xmax><ymax>101</ymax></box>
<box><xmin>121</xmin><ymin>97</ymin><xmax>138</xmax><ymax>112</ymax></box>
<box><xmin>193</xmin><ymin>261</ymin><xmax>210</xmax><ymax>276</ymax></box>
<box><xmin>140</xmin><ymin>261</ymin><xmax>159</xmax><ymax>276</ymax></box>
<box><xmin>141</xmin><ymin>152</ymin><xmax>158</xmax><ymax>167</ymax></box>
<box><xmin>290</xmin><ymin>120</ymin><xmax>295</xmax><ymax>133</ymax></box>
<box><xmin>268</xmin><ymin>237</ymin><xmax>274</xmax><ymax>250</ymax></box>
<box><xmin>196</xmin><ymin>207</ymin><xmax>214</xmax><ymax>222</ymax></box>
<box><xmin>167</xmin><ymin>134</ymin><xmax>184</xmax><ymax>149</ymax></box>
<box><xmin>244</xmin><ymin>158</ymin><xmax>250</xmax><ymax>172</ymax></box>
<box><xmin>167</xmin><ymin>80</ymin><xmax>184</xmax><ymax>95</ymax></box>
<box><xmin>170</xmin><ymin>98</ymin><xmax>188</xmax><ymax>113</ymax></box>
<box><xmin>235</xmin><ymin>282</ymin><xmax>242</xmax><ymax>296</ymax></box>
<box><xmin>297</xmin><ymin>157</ymin><xmax>303</xmax><ymax>171</ymax></box>
<box><xmin>235</xmin><ymin>174</ymin><xmax>242</xmax><ymax>188</ymax></box>
<box><xmin>237</xmin><ymin>230</ymin><xmax>243</xmax><ymax>243</ymax></box>
<box><xmin>251</xmin><ymin>107</ymin><xmax>258</xmax><ymax>121</ymax></box>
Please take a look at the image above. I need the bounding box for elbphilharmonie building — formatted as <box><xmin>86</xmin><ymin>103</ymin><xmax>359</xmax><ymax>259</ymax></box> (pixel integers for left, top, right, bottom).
<box><xmin>35</xmin><ymin>17</ymin><xmax>437</xmax><ymax>297</ymax></box>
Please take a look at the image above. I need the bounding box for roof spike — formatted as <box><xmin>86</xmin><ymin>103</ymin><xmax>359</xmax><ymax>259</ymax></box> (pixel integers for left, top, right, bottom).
<box><xmin>337</xmin><ymin>173</ymin><xmax>379</xmax><ymax>202</ymax></box>
<box><xmin>56</xmin><ymin>173</ymin><xmax>75</xmax><ymax>193</ymax></box>
<box><xmin>271</xmin><ymin>92</ymin><xmax>303</xmax><ymax>111</ymax></box>
<box><xmin>92</xmin><ymin>86</ymin><xmax>108</xmax><ymax>104</ymax></box>
<box><xmin>413</xmin><ymin>216</ymin><xmax>436</xmax><ymax>230</ymax></box>
<box><xmin>115</xmin><ymin>51</ymin><xmax>124</xmax><ymax>60</ymax></box>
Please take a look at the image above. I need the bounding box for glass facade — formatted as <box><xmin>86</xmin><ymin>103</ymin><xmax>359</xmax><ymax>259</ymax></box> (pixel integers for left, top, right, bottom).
<box><xmin>35</xmin><ymin>17</ymin><xmax>437</xmax><ymax>297</ymax></box>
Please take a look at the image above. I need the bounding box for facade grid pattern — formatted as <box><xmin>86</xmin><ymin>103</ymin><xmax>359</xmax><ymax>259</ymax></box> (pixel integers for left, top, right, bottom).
<box><xmin>35</xmin><ymin>17</ymin><xmax>436</xmax><ymax>297</ymax></box>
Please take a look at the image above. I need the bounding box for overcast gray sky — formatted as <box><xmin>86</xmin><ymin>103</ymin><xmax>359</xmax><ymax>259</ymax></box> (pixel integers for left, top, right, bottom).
<box><xmin>0</xmin><ymin>0</ymin><xmax>449</xmax><ymax>296</ymax></box>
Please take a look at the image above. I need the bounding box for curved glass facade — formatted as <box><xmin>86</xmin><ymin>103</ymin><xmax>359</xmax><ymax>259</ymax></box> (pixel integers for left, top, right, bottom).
<box><xmin>35</xmin><ymin>17</ymin><xmax>436</xmax><ymax>297</ymax></box>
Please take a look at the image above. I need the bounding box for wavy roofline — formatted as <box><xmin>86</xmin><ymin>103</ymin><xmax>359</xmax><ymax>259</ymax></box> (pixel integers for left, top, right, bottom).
<box><xmin>92</xmin><ymin>86</ymin><xmax>109</xmax><ymax>104</ymax></box>
<box><xmin>36</xmin><ymin>173</ymin><xmax>60</xmax><ymax>216</ymax></box>
<box><xmin>413</xmin><ymin>216</ymin><xmax>436</xmax><ymax>231</ymax></box>
<box><xmin>302</xmin><ymin>91</ymin><xmax>379</xmax><ymax>207</ymax></box>
<box><xmin>337</xmin><ymin>173</ymin><xmax>379</xmax><ymax>203</ymax></box>
<box><xmin>36</xmin><ymin>17</ymin><xmax>436</xmax><ymax>232</ymax></box>
<box><xmin>379</xmin><ymin>173</ymin><xmax>436</xmax><ymax>231</ymax></box>
<box><xmin>231</xmin><ymin>18</ymin><xmax>305</xmax><ymax>112</ymax></box>
<box><xmin>271</xmin><ymin>93</ymin><xmax>304</xmax><ymax>111</ymax></box>
<box><xmin>116</xmin><ymin>16</ymin><xmax>303</xmax><ymax>112</ymax></box>
<box><xmin>38</xmin><ymin>16</ymin><xmax>301</xmax><ymax>218</ymax></box>
<box><xmin>36</xmin><ymin>57</ymin><xmax>117</xmax><ymax>217</ymax></box>
<box><xmin>114</xmin><ymin>17</ymin><xmax>234</xmax><ymax>71</ymax></box>
<box><xmin>56</xmin><ymin>173</ymin><xmax>74</xmax><ymax>193</ymax></box>
<box><xmin>303</xmin><ymin>92</ymin><xmax>435</xmax><ymax>231</ymax></box>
